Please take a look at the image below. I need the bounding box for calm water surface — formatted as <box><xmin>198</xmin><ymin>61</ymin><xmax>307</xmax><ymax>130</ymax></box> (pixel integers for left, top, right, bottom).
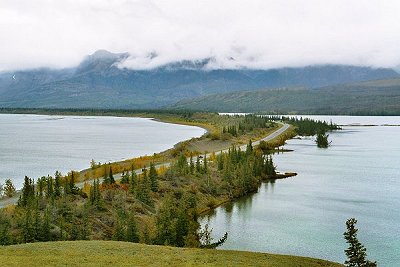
<box><xmin>0</xmin><ymin>114</ymin><xmax>205</xmax><ymax>187</ymax></box>
<box><xmin>201</xmin><ymin>116</ymin><xmax>400</xmax><ymax>267</ymax></box>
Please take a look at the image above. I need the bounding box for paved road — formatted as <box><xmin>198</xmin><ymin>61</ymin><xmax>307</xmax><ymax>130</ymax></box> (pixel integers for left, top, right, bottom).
<box><xmin>0</xmin><ymin>123</ymin><xmax>290</xmax><ymax>208</ymax></box>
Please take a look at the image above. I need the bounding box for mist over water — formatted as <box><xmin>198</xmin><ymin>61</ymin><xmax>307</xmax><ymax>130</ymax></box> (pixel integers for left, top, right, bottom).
<box><xmin>200</xmin><ymin>116</ymin><xmax>400</xmax><ymax>267</ymax></box>
<box><xmin>0</xmin><ymin>114</ymin><xmax>205</xmax><ymax>188</ymax></box>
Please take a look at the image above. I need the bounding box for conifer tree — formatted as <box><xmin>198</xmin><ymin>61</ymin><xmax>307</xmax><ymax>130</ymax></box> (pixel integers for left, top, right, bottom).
<box><xmin>3</xmin><ymin>179</ymin><xmax>16</xmax><ymax>198</ymax></box>
<box><xmin>54</xmin><ymin>171</ymin><xmax>62</xmax><ymax>197</ymax></box>
<box><xmin>203</xmin><ymin>154</ymin><xmax>208</xmax><ymax>173</ymax></box>
<box><xmin>19</xmin><ymin>176</ymin><xmax>35</xmax><ymax>207</ymax></box>
<box><xmin>189</xmin><ymin>154</ymin><xmax>195</xmax><ymax>174</ymax></box>
<box><xmin>344</xmin><ymin>218</ymin><xmax>377</xmax><ymax>267</ymax></box>
<box><xmin>112</xmin><ymin>219</ymin><xmax>125</xmax><ymax>241</ymax></box>
<box><xmin>102</xmin><ymin>165</ymin><xmax>110</xmax><ymax>185</ymax></box>
<box><xmin>126</xmin><ymin>215</ymin><xmax>139</xmax><ymax>243</ymax></box>
<box><xmin>149</xmin><ymin>163</ymin><xmax>159</xmax><ymax>192</ymax></box>
<box><xmin>109</xmin><ymin>167</ymin><xmax>115</xmax><ymax>184</ymax></box>
<box><xmin>23</xmin><ymin>209</ymin><xmax>35</xmax><ymax>243</ymax></box>
<box><xmin>0</xmin><ymin>213</ymin><xmax>10</xmax><ymax>245</ymax></box>
<box><xmin>120</xmin><ymin>171</ymin><xmax>130</xmax><ymax>184</ymax></box>
<box><xmin>129</xmin><ymin>171</ymin><xmax>137</xmax><ymax>194</ymax></box>
<box><xmin>46</xmin><ymin>175</ymin><xmax>54</xmax><ymax>199</ymax></box>
<box><xmin>196</xmin><ymin>156</ymin><xmax>201</xmax><ymax>173</ymax></box>
<box><xmin>41</xmin><ymin>208</ymin><xmax>51</xmax><ymax>242</ymax></box>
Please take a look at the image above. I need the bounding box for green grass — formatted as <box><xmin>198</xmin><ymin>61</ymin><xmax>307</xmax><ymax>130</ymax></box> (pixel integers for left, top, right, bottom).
<box><xmin>0</xmin><ymin>241</ymin><xmax>342</xmax><ymax>267</ymax></box>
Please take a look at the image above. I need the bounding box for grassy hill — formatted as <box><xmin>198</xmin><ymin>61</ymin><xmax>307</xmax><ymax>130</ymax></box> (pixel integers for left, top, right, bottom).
<box><xmin>0</xmin><ymin>241</ymin><xmax>342</xmax><ymax>267</ymax></box>
<box><xmin>171</xmin><ymin>78</ymin><xmax>400</xmax><ymax>115</ymax></box>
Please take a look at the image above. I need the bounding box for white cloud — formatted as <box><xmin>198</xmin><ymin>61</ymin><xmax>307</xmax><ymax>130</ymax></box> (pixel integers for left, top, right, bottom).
<box><xmin>1</xmin><ymin>0</ymin><xmax>400</xmax><ymax>71</ymax></box>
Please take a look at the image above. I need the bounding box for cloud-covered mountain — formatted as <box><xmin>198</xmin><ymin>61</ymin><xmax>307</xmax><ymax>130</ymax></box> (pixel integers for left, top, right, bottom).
<box><xmin>0</xmin><ymin>50</ymin><xmax>398</xmax><ymax>109</ymax></box>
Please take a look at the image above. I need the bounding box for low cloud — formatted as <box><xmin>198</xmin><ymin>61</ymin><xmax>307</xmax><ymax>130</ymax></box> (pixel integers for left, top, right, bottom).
<box><xmin>1</xmin><ymin>0</ymin><xmax>400</xmax><ymax>71</ymax></box>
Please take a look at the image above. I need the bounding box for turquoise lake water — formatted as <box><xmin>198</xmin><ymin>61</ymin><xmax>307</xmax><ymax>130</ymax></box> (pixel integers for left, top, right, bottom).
<box><xmin>200</xmin><ymin>116</ymin><xmax>400</xmax><ymax>266</ymax></box>
<box><xmin>0</xmin><ymin>114</ymin><xmax>205</xmax><ymax>188</ymax></box>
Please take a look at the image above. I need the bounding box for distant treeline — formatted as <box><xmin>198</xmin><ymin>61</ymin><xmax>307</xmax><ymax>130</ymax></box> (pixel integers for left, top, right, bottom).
<box><xmin>0</xmin><ymin>107</ymin><xmax>200</xmax><ymax>117</ymax></box>
<box><xmin>265</xmin><ymin>115</ymin><xmax>341</xmax><ymax>136</ymax></box>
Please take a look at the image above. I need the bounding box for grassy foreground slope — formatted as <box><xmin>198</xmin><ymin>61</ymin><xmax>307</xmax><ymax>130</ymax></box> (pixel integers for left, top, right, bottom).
<box><xmin>0</xmin><ymin>241</ymin><xmax>342</xmax><ymax>267</ymax></box>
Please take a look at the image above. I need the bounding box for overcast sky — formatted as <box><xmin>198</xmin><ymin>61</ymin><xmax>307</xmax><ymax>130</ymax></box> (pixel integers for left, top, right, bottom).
<box><xmin>1</xmin><ymin>0</ymin><xmax>400</xmax><ymax>71</ymax></box>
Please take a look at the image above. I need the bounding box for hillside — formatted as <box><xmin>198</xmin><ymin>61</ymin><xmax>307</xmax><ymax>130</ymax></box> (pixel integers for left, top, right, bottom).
<box><xmin>0</xmin><ymin>50</ymin><xmax>398</xmax><ymax>109</ymax></box>
<box><xmin>0</xmin><ymin>241</ymin><xmax>342</xmax><ymax>267</ymax></box>
<box><xmin>171</xmin><ymin>78</ymin><xmax>400</xmax><ymax>115</ymax></box>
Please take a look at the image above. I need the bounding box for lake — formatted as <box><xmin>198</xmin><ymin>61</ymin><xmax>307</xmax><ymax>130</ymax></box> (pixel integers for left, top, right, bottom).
<box><xmin>200</xmin><ymin>116</ymin><xmax>400</xmax><ymax>267</ymax></box>
<box><xmin>0</xmin><ymin>114</ymin><xmax>205</xmax><ymax>188</ymax></box>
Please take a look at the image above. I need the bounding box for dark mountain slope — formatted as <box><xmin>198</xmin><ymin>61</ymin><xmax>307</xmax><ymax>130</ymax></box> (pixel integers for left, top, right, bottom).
<box><xmin>171</xmin><ymin>78</ymin><xmax>400</xmax><ymax>115</ymax></box>
<box><xmin>0</xmin><ymin>50</ymin><xmax>398</xmax><ymax>109</ymax></box>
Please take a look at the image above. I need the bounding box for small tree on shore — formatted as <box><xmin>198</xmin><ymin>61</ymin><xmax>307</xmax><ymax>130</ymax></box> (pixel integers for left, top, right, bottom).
<box><xmin>344</xmin><ymin>218</ymin><xmax>376</xmax><ymax>267</ymax></box>
<box><xmin>316</xmin><ymin>132</ymin><xmax>330</xmax><ymax>148</ymax></box>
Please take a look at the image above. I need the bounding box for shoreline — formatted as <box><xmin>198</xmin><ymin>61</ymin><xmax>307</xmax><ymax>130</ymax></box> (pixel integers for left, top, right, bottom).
<box><xmin>0</xmin><ymin>113</ymin><xmax>294</xmax><ymax>208</ymax></box>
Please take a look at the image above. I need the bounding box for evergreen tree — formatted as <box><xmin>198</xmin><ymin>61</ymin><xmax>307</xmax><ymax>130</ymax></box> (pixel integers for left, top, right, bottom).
<box><xmin>196</xmin><ymin>156</ymin><xmax>201</xmax><ymax>173</ymax></box>
<box><xmin>3</xmin><ymin>179</ymin><xmax>16</xmax><ymax>198</ymax></box>
<box><xmin>112</xmin><ymin>219</ymin><xmax>125</xmax><ymax>241</ymax></box>
<box><xmin>126</xmin><ymin>215</ymin><xmax>139</xmax><ymax>243</ymax></box>
<box><xmin>246</xmin><ymin>140</ymin><xmax>253</xmax><ymax>154</ymax></box>
<box><xmin>120</xmin><ymin>171</ymin><xmax>130</xmax><ymax>184</ymax></box>
<box><xmin>102</xmin><ymin>165</ymin><xmax>110</xmax><ymax>185</ymax></box>
<box><xmin>41</xmin><ymin>208</ymin><xmax>51</xmax><ymax>241</ymax></box>
<box><xmin>344</xmin><ymin>218</ymin><xmax>377</xmax><ymax>267</ymax></box>
<box><xmin>23</xmin><ymin>209</ymin><xmax>35</xmax><ymax>243</ymax></box>
<box><xmin>54</xmin><ymin>171</ymin><xmax>62</xmax><ymax>198</ymax></box>
<box><xmin>149</xmin><ymin>163</ymin><xmax>159</xmax><ymax>192</ymax></box>
<box><xmin>316</xmin><ymin>132</ymin><xmax>330</xmax><ymax>148</ymax></box>
<box><xmin>129</xmin><ymin>171</ymin><xmax>137</xmax><ymax>194</ymax></box>
<box><xmin>155</xmin><ymin>194</ymin><xmax>177</xmax><ymax>246</ymax></box>
<box><xmin>109</xmin><ymin>167</ymin><xmax>115</xmax><ymax>184</ymax></box>
<box><xmin>19</xmin><ymin>176</ymin><xmax>35</xmax><ymax>207</ymax></box>
<box><xmin>189</xmin><ymin>154</ymin><xmax>195</xmax><ymax>174</ymax></box>
<box><xmin>0</xmin><ymin>213</ymin><xmax>10</xmax><ymax>245</ymax></box>
<box><xmin>46</xmin><ymin>175</ymin><xmax>54</xmax><ymax>199</ymax></box>
<box><xmin>203</xmin><ymin>154</ymin><xmax>208</xmax><ymax>173</ymax></box>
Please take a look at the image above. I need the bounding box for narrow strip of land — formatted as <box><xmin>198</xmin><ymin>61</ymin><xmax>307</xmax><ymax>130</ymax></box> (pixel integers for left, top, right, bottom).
<box><xmin>0</xmin><ymin>122</ymin><xmax>290</xmax><ymax>208</ymax></box>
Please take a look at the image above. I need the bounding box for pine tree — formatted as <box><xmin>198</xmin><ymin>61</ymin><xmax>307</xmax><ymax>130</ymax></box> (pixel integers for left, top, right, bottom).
<box><xmin>3</xmin><ymin>179</ymin><xmax>16</xmax><ymax>198</ymax></box>
<box><xmin>126</xmin><ymin>215</ymin><xmax>139</xmax><ymax>243</ymax></box>
<box><xmin>189</xmin><ymin>154</ymin><xmax>195</xmax><ymax>174</ymax></box>
<box><xmin>196</xmin><ymin>156</ymin><xmax>201</xmax><ymax>173</ymax></box>
<box><xmin>54</xmin><ymin>171</ymin><xmax>61</xmax><ymax>197</ymax></box>
<box><xmin>23</xmin><ymin>209</ymin><xmax>35</xmax><ymax>243</ymax></box>
<box><xmin>120</xmin><ymin>171</ymin><xmax>130</xmax><ymax>184</ymax></box>
<box><xmin>46</xmin><ymin>175</ymin><xmax>54</xmax><ymax>199</ymax></box>
<box><xmin>149</xmin><ymin>162</ymin><xmax>159</xmax><ymax>192</ymax></box>
<box><xmin>129</xmin><ymin>171</ymin><xmax>137</xmax><ymax>194</ymax></box>
<box><xmin>246</xmin><ymin>140</ymin><xmax>253</xmax><ymax>154</ymax></box>
<box><xmin>344</xmin><ymin>218</ymin><xmax>377</xmax><ymax>267</ymax></box>
<box><xmin>203</xmin><ymin>154</ymin><xmax>208</xmax><ymax>173</ymax></box>
<box><xmin>102</xmin><ymin>165</ymin><xmax>110</xmax><ymax>185</ymax></box>
<box><xmin>109</xmin><ymin>167</ymin><xmax>115</xmax><ymax>184</ymax></box>
<box><xmin>19</xmin><ymin>176</ymin><xmax>35</xmax><ymax>207</ymax></box>
<box><xmin>41</xmin><ymin>208</ymin><xmax>51</xmax><ymax>241</ymax></box>
<box><xmin>112</xmin><ymin>219</ymin><xmax>125</xmax><ymax>241</ymax></box>
<box><xmin>0</xmin><ymin>214</ymin><xmax>10</xmax><ymax>245</ymax></box>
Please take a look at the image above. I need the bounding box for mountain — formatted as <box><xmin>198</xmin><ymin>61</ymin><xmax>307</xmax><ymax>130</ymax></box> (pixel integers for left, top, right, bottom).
<box><xmin>0</xmin><ymin>50</ymin><xmax>398</xmax><ymax>109</ymax></box>
<box><xmin>171</xmin><ymin>78</ymin><xmax>400</xmax><ymax>115</ymax></box>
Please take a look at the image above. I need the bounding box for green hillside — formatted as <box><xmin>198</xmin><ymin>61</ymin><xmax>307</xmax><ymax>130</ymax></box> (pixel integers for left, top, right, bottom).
<box><xmin>171</xmin><ymin>78</ymin><xmax>400</xmax><ymax>115</ymax></box>
<box><xmin>0</xmin><ymin>241</ymin><xmax>342</xmax><ymax>267</ymax></box>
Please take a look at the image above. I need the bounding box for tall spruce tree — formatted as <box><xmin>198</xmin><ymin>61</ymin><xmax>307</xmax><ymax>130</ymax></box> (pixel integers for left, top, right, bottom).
<box><xmin>126</xmin><ymin>215</ymin><xmax>139</xmax><ymax>243</ymax></box>
<box><xmin>149</xmin><ymin>163</ymin><xmax>159</xmax><ymax>192</ymax></box>
<box><xmin>344</xmin><ymin>218</ymin><xmax>377</xmax><ymax>267</ymax></box>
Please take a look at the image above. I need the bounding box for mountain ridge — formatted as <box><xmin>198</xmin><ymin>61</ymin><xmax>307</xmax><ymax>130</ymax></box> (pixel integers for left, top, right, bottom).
<box><xmin>0</xmin><ymin>50</ymin><xmax>398</xmax><ymax>109</ymax></box>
